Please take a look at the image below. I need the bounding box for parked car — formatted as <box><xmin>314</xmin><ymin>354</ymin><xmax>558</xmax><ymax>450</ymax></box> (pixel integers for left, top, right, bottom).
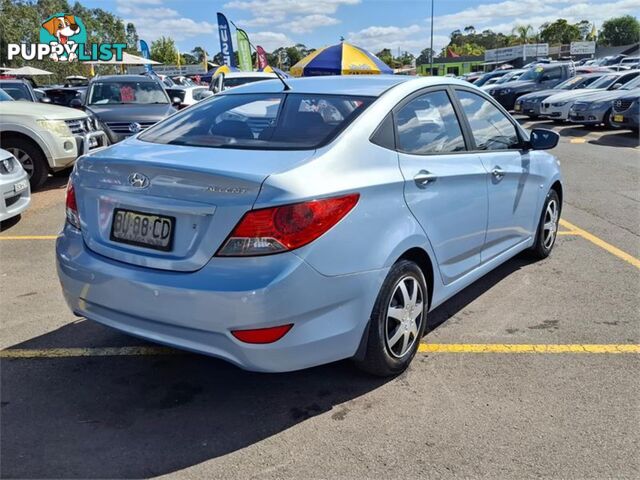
<box><xmin>610</xmin><ymin>93</ymin><xmax>639</xmax><ymax>131</ymax></box>
<box><xmin>165</xmin><ymin>86</ymin><xmax>213</xmax><ymax>109</ymax></box>
<box><xmin>480</xmin><ymin>69</ymin><xmax>525</xmax><ymax>90</ymax></box>
<box><xmin>72</xmin><ymin>74</ymin><xmax>178</xmax><ymax>144</ymax></box>
<box><xmin>170</xmin><ymin>76</ymin><xmax>195</xmax><ymax>87</ymax></box>
<box><xmin>473</xmin><ymin>69</ymin><xmax>514</xmax><ymax>87</ymax></box>
<box><xmin>42</xmin><ymin>86</ymin><xmax>86</xmax><ymax>107</ymax></box>
<box><xmin>489</xmin><ymin>62</ymin><xmax>575</xmax><ymax>110</ymax></box>
<box><xmin>618</xmin><ymin>56</ymin><xmax>640</xmax><ymax>69</ymax></box>
<box><xmin>568</xmin><ymin>76</ymin><xmax>640</xmax><ymax>127</ymax></box>
<box><xmin>210</xmin><ymin>71</ymin><xmax>276</xmax><ymax>93</ymax></box>
<box><xmin>0</xmin><ymin>79</ymin><xmax>51</xmax><ymax>103</ymax></box>
<box><xmin>0</xmin><ymin>147</ymin><xmax>30</xmax><ymax>222</ymax></box>
<box><xmin>540</xmin><ymin>70</ymin><xmax>639</xmax><ymax>121</ymax></box>
<box><xmin>0</xmin><ymin>87</ymin><xmax>107</xmax><ymax>189</ymax></box>
<box><xmin>57</xmin><ymin>76</ymin><xmax>562</xmax><ymax>376</ymax></box>
<box><xmin>514</xmin><ymin>72</ymin><xmax>609</xmax><ymax>118</ymax></box>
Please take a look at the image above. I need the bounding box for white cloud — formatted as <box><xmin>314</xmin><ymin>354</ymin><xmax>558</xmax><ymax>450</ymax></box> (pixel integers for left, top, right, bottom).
<box><xmin>226</xmin><ymin>0</ymin><xmax>358</xmax><ymax>35</ymax></box>
<box><xmin>116</xmin><ymin>0</ymin><xmax>216</xmax><ymax>42</ymax></box>
<box><xmin>250</xmin><ymin>31</ymin><xmax>295</xmax><ymax>51</ymax></box>
<box><xmin>347</xmin><ymin>24</ymin><xmax>449</xmax><ymax>55</ymax></box>
<box><xmin>286</xmin><ymin>14</ymin><xmax>340</xmax><ymax>34</ymax></box>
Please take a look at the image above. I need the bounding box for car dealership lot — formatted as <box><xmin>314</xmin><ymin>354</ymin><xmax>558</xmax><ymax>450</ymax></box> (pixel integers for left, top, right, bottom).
<box><xmin>1</xmin><ymin>119</ymin><xmax>639</xmax><ymax>479</ymax></box>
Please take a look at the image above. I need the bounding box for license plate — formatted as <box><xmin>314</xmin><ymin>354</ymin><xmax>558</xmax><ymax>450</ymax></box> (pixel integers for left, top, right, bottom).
<box><xmin>14</xmin><ymin>180</ymin><xmax>28</xmax><ymax>193</ymax></box>
<box><xmin>110</xmin><ymin>209</ymin><xmax>175</xmax><ymax>251</ymax></box>
<box><xmin>514</xmin><ymin>104</ymin><xmax>521</xmax><ymax>111</ymax></box>
<box><xmin>614</xmin><ymin>114</ymin><xmax>624</xmax><ymax>122</ymax></box>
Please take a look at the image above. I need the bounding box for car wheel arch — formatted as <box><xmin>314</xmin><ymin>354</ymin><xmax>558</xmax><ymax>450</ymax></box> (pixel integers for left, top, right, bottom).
<box><xmin>1</xmin><ymin>130</ymin><xmax>51</xmax><ymax>165</ymax></box>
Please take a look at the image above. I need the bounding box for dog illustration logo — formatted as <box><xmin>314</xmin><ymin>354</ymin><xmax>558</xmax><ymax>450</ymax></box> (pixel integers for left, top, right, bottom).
<box><xmin>40</xmin><ymin>13</ymin><xmax>86</xmax><ymax>62</ymax></box>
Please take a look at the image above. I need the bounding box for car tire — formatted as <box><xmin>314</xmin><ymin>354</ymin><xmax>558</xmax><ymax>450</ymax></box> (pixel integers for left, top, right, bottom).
<box><xmin>528</xmin><ymin>189</ymin><xmax>560</xmax><ymax>260</ymax></box>
<box><xmin>603</xmin><ymin>109</ymin><xmax>613</xmax><ymax>128</ymax></box>
<box><xmin>4</xmin><ymin>137</ymin><xmax>48</xmax><ymax>190</ymax></box>
<box><xmin>354</xmin><ymin>260</ymin><xmax>428</xmax><ymax>377</ymax></box>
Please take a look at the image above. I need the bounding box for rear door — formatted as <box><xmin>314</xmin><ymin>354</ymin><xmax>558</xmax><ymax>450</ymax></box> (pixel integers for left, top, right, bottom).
<box><xmin>394</xmin><ymin>88</ymin><xmax>488</xmax><ymax>284</ymax></box>
<box><xmin>454</xmin><ymin>88</ymin><xmax>542</xmax><ymax>262</ymax></box>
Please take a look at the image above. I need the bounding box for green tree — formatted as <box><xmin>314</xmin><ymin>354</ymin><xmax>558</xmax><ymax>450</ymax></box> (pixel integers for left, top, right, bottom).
<box><xmin>416</xmin><ymin>48</ymin><xmax>435</xmax><ymax>65</ymax></box>
<box><xmin>540</xmin><ymin>19</ymin><xmax>581</xmax><ymax>44</ymax></box>
<box><xmin>512</xmin><ymin>24</ymin><xmax>533</xmax><ymax>44</ymax></box>
<box><xmin>375</xmin><ymin>48</ymin><xmax>394</xmax><ymax>67</ymax></box>
<box><xmin>150</xmin><ymin>36</ymin><xmax>178</xmax><ymax>64</ymax></box>
<box><xmin>575</xmin><ymin>20</ymin><xmax>592</xmax><ymax>40</ymax></box>
<box><xmin>191</xmin><ymin>46</ymin><xmax>208</xmax><ymax>63</ymax></box>
<box><xmin>125</xmin><ymin>23</ymin><xmax>139</xmax><ymax>52</ymax></box>
<box><xmin>599</xmin><ymin>15</ymin><xmax>640</xmax><ymax>46</ymax></box>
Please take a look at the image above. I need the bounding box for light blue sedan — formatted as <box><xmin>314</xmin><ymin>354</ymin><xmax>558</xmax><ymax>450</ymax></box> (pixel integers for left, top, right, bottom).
<box><xmin>56</xmin><ymin>76</ymin><xmax>562</xmax><ymax>376</ymax></box>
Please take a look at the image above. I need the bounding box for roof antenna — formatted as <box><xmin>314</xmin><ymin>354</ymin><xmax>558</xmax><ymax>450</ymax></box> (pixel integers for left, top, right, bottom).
<box><xmin>273</xmin><ymin>68</ymin><xmax>291</xmax><ymax>91</ymax></box>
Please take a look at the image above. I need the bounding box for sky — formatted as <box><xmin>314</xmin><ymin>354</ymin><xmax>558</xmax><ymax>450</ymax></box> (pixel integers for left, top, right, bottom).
<box><xmin>81</xmin><ymin>0</ymin><xmax>640</xmax><ymax>56</ymax></box>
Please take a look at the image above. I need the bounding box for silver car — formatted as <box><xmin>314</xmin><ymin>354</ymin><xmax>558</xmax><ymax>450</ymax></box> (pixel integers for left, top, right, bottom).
<box><xmin>0</xmin><ymin>148</ymin><xmax>30</xmax><ymax>222</ymax></box>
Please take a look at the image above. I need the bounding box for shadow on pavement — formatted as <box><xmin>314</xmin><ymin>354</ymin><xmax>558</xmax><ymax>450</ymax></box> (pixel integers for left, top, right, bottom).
<box><xmin>1</xmin><ymin>323</ymin><xmax>390</xmax><ymax>478</ymax></box>
<box><xmin>588</xmin><ymin>130</ymin><xmax>640</xmax><ymax>148</ymax></box>
<box><xmin>0</xmin><ymin>253</ymin><xmax>538</xmax><ymax>478</ymax></box>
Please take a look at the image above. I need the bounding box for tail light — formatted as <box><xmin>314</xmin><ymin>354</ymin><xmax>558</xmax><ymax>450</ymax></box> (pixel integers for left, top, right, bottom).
<box><xmin>231</xmin><ymin>324</ymin><xmax>293</xmax><ymax>344</ymax></box>
<box><xmin>217</xmin><ymin>193</ymin><xmax>359</xmax><ymax>256</ymax></box>
<box><xmin>65</xmin><ymin>181</ymin><xmax>81</xmax><ymax>229</ymax></box>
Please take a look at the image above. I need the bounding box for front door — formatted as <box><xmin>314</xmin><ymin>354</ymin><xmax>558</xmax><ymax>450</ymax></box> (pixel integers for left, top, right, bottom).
<box><xmin>395</xmin><ymin>89</ymin><xmax>488</xmax><ymax>285</ymax></box>
<box><xmin>454</xmin><ymin>89</ymin><xmax>541</xmax><ymax>262</ymax></box>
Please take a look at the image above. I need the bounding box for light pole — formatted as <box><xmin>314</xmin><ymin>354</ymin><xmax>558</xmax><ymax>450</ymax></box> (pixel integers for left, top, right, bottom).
<box><xmin>429</xmin><ymin>0</ymin><xmax>434</xmax><ymax>75</ymax></box>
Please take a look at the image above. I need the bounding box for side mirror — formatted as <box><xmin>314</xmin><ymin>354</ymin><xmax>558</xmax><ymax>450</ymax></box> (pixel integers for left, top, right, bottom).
<box><xmin>171</xmin><ymin>97</ymin><xmax>182</xmax><ymax>106</ymax></box>
<box><xmin>611</xmin><ymin>83</ymin><xmax>623</xmax><ymax>90</ymax></box>
<box><xmin>39</xmin><ymin>96</ymin><xmax>52</xmax><ymax>103</ymax></box>
<box><xmin>69</xmin><ymin>98</ymin><xmax>83</xmax><ymax>108</ymax></box>
<box><xmin>528</xmin><ymin>128</ymin><xmax>559</xmax><ymax>150</ymax></box>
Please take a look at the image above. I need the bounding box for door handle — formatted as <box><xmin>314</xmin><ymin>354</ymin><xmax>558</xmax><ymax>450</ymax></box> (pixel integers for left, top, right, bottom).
<box><xmin>414</xmin><ymin>170</ymin><xmax>437</xmax><ymax>188</ymax></box>
<box><xmin>491</xmin><ymin>167</ymin><xmax>505</xmax><ymax>179</ymax></box>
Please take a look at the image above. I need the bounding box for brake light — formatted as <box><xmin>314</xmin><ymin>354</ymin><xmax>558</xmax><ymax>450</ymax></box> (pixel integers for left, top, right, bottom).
<box><xmin>217</xmin><ymin>193</ymin><xmax>359</xmax><ymax>256</ymax></box>
<box><xmin>65</xmin><ymin>181</ymin><xmax>81</xmax><ymax>229</ymax></box>
<box><xmin>231</xmin><ymin>324</ymin><xmax>293</xmax><ymax>344</ymax></box>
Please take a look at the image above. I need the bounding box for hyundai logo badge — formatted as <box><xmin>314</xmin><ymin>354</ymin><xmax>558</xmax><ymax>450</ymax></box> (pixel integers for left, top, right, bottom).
<box><xmin>129</xmin><ymin>122</ymin><xmax>142</xmax><ymax>133</ymax></box>
<box><xmin>128</xmin><ymin>172</ymin><xmax>150</xmax><ymax>189</ymax></box>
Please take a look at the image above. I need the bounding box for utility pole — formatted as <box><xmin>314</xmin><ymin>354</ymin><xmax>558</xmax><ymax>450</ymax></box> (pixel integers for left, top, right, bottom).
<box><xmin>429</xmin><ymin>0</ymin><xmax>434</xmax><ymax>75</ymax></box>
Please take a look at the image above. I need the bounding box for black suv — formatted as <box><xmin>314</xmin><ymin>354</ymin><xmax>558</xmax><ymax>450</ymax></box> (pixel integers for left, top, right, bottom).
<box><xmin>489</xmin><ymin>62</ymin><xmax>575</xmax><ymax>110</ymax></box>
<box><xmin>71</xmin><ymin>74</ymin><xmax>178</xmax><ymax>143</ymax></box>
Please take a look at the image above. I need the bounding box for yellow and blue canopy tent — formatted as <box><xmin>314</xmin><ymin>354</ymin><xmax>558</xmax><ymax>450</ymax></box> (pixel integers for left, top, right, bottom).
<box><xmin>290</xmin><ymin>42</ymin><xmax>392</xmax><ymax>77</ymax></box>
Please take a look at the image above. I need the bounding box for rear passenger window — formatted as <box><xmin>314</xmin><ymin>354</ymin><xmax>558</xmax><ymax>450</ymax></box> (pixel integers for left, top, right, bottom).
<box><xmin>456</xmin><ymin>90</ymin><xmax>519</xmax><ymax>150</ymax></box>
<box><xmin>395</xmin><ymin>90</ymin><xmax>465</xmax><ymax>154</ymax></box>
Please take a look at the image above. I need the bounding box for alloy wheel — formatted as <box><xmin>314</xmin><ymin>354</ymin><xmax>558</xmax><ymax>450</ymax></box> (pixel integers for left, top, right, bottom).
<box><xmin>385</xmin><ymin>275</ymin><xmax>424</xmax><ymax>358</ymax></box>
<box><xmin>543</xmin><ymin>199</ymin><xmax>558</xmax><ymax>249</ymax></box>
<box><xmin>6</xmin><ymin>147</ymin><xmax>33</xmax><ymax>178</ymax></box>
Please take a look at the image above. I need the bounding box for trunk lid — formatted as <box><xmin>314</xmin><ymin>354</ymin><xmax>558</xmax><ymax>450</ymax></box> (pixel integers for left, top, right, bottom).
<box><xmin>74</xmin><ymin>138</ymin><xmax>314</xmax><ymax>271</ymax></box>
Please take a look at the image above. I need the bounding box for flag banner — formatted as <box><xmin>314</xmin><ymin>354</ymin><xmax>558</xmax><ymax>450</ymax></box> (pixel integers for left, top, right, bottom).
<box><xmin>236</xmin><ymin>29</ymin><xmax>252</xmax><ymax>71</ymax></box>
<box><xmin>140</xmin><ymin>40</ymin><xmax>152</xmax><ymax>72</ymax></box>
<box><xmin>256</xmin><ymin>45</ymin><xmax>268</xmax><ymax>70</ymax></box>
<box><xmin>217</xmin><ymin>12</ymin><xmax>236</xmax><ymax>67</ymax></box>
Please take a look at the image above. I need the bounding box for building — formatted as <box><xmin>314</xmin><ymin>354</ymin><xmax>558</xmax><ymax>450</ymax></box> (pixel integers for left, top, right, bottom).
<box><xmin>417</xmin><ymin>55</ymin><xmax>484</xmax><ymax>76</ymax></box>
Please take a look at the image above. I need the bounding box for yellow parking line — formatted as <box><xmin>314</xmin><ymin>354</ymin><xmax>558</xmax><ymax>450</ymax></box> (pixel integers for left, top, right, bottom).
<box><xmin>557</xmin><ymin>231</ymin><xmax>578</xmax><ymax>236</ymax></box>
<box><xmin>559</xmin><ymin>219</ymin><xmax>640</xmax><ymax>269</ymax></box>
<box><xmin>418</xmin><ymin>344</ymin><xmax>640</xmax><ymax>353</ymax></box>
<box><xmin>0</xmin><ymin>235</ymin><xmax>58</xmax><ymax>240</ymax></box>
<box><xmin>2</xmin><ymin>344</ymin><xmax>639</xmax><ymax>359</ymax></box>
<box><xmin>569</xmin><ymin>138</ymin><xmax>586</xmax><ymax>144</ymax></box>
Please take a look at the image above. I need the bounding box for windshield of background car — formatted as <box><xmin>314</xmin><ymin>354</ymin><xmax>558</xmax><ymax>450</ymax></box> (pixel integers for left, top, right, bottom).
<box><xmin>516</xmin><ymin>67</ymin><xmax>543</xmax><ymax>82</ymax></box>
<box><xmin>224</xmin><ymin>77</ymin><xmax>271</xmax><ymax>89</ymax></box>
<box><xmin>88</xmin><ymin>81</ymin><xmax>169</xmax><ymax>105</ymax></box>
<box><xmin>139</xmin><ymin>92</ymin><xmax>374</xmax><ymax>149</ymax></box>
<box><xmin>556</xmin><ymin>75</ymin><xmax>599</xmax><ymax>89</ymax></box>
<box><xmin>1</xmin><ymin>83</ymin><xmax>31</xmax><ymax>101</ymax></box>
<box><xmin>0</xmin><ymin>88</ymin><xmax>14</xmax><ymax>101</ymax></box>
<box><xmin>619</xmin><ymin>76</ymin><xmax>640</xmax><ymax>90</ymax></box>
<box><xmin>588</xmin><ymin>74</ymin><xmax>619</xmax><ymax>89</ymax></box>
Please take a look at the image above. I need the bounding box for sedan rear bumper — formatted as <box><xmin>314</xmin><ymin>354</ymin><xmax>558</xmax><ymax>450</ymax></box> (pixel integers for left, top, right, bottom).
<box><xmin>56</xmin><ymin>226</ymin><xmax>386</xmax><ymax>372</ymax></box>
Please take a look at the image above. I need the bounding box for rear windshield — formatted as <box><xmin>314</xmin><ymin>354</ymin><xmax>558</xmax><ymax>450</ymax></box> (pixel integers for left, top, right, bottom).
<box><xmin>139</xmin><ymin>92</ymin><xmax>374</xmax><ymax>149</ymax></box>
<box><xmin>1</xmin><ymin>83</ymin><xmax>31</xmax><ymax>101</ymax></box>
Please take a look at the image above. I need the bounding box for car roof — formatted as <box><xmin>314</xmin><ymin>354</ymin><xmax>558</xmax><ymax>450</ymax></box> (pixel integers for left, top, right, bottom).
<box><xmin>220</xmin><ymin>75</ymin><xmax>468</xmax><ymax>97</ymax></box>
<box><xmin>0</xmin><ymin>79</ymin><xmax>28</xmax><ymax>84</ymax></box>
<box><xmin>90</xmin><ymin>74</ymin><xmax>159</xmax><ymax>83</ymax></box>
<box><xmin>222</xmin><ymin>71</ymin><xmax>277</xmax><ymax>79</ymax></box>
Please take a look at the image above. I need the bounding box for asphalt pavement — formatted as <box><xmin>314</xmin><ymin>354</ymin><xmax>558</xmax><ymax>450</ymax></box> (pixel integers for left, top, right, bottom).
<box><xmin>1</xmin><ymin>118</ymin><xmax>638</xmax><ymax>479</ymax></box>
